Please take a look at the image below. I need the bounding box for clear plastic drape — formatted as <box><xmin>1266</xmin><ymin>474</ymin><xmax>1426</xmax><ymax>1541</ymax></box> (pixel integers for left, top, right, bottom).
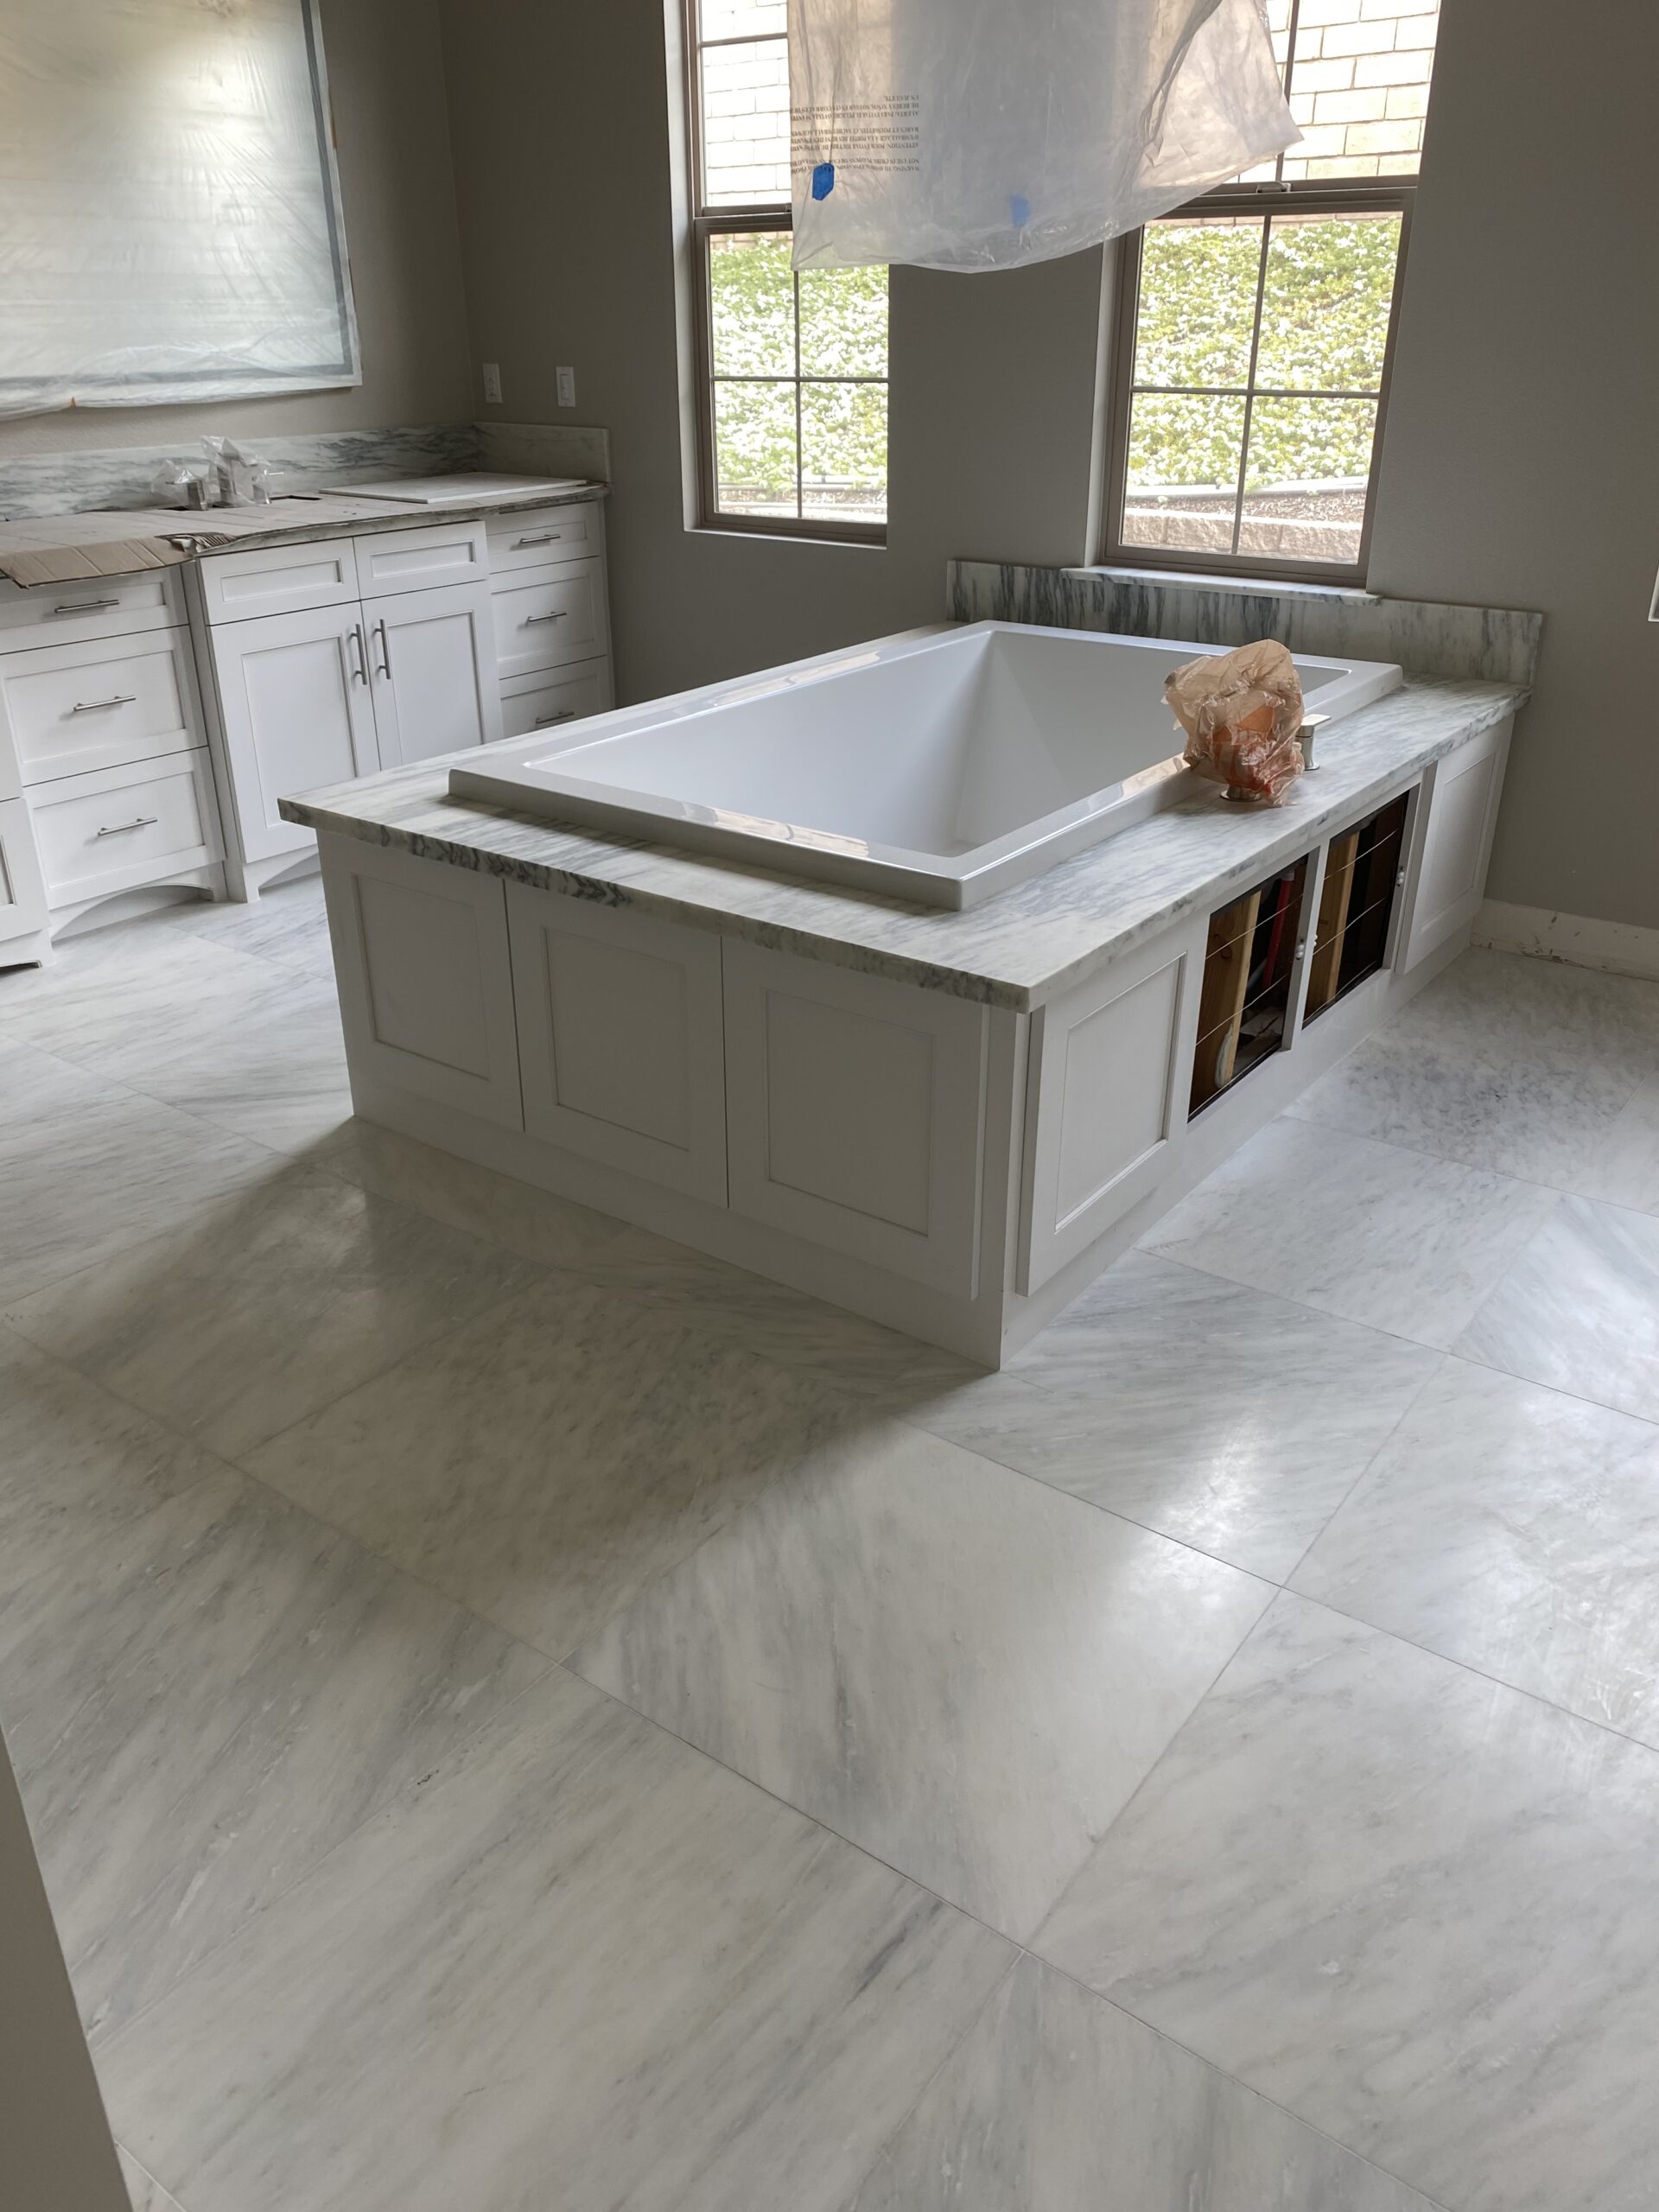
<box><xmin>0</xmin><ymin>0</ymin><xmax>360</xmax><ymax>418</ymax></box>
<box><xmin>788</xmin><ymin>0</ymin><xmax>1298</xmax><ymax>270</ymax></box>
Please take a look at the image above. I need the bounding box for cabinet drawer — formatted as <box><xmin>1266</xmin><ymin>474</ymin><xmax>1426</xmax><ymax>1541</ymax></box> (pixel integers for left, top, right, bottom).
<box><xmin>499</xmin><ymin>659</ymin><xmax>613</xmax><ymax>736</ymax></box>
<box><xmin>493</xmin><ymin>560</ymin><xmax>607</xmax><ymax>680</ymax></box>
<box><xmin>356</xmin><ymin>522</ymin><xmax>490</xmax><ymax>600</ymax></box>
<box><xmin>197</xmin><ymin>537</ymin><xmax>360</xmax><ymax>623</ymax></box>
<box><xmin>1</xmin><ymin>631</ymin><xmax>201</xmax><ymax>786</ymax></box>
<box><xmin>0</xmin><ymin>794</ymin><xmax>50</xmax><ymax>946</ymax></box>
<box><xmin>486</xmin><ymin>502</ymin><xmax>602</xmax><ymax>574</ymax></box>
<box><xmin>29</xmin><ymin>752</ymin><xmax>220</xmax><ymax>908</ymax></box>
<box><xmin>0</xmin><ymin>570</ymin><xmax>183</xmax><ymax>652</ymax></box>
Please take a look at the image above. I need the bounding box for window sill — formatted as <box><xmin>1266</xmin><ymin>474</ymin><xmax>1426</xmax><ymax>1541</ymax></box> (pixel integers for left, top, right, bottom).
<box><xmin>688</xmin><ymin>524</ymin><xmax>887</xmax><ymax>553</ymax></box>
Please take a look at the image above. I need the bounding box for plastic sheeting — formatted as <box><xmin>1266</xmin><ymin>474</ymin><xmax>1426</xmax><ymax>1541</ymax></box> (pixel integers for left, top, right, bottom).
<box><xmin>788</xmin><ymin>0</ymin><xmax>1299</xmax><ymax>270</ymax></box>
<box><xmin>0</xmin><ymin>0</ymin><xmax>360</xmax><ymax>419</ymax></box>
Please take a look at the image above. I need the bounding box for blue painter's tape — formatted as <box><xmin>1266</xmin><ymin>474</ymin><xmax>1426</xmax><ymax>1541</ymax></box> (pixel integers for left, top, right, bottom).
<box><xmin>811</xmin><ymin>161</ymin><xmax>836</xmax><ymax>200</ymax></box>
<box><xmin>1010</xmin><ymin>193</ymin><xmax>1031</xmax><ymax>228</ymax></box>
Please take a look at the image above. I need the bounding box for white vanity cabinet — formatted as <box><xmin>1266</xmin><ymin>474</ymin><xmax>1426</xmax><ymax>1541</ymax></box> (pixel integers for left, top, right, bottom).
<box><xmin>360</xmin><ymin>578</ymin><xmax>502</xmax><ymax>769</ymax></box>
<box><xmin>0</xmin><ymin>795</ymin><xmax>50</xmax><ymax>960</ymax></box>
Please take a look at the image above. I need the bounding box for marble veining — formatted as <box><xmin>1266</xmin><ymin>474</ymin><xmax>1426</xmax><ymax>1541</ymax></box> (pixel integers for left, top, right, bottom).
<box><xmin>98</xmin><ymin>1669</ymin><xmax>1014</xmax><ymax>2212</ymax></box>
<box><xmin>1293</xmin><ymin>1357</ymin><xmax>1659</xmax><ymax>1744</ymax></box>
<box><xmin>118</xmin><ymin>2149</ymin><xmax>187</xmax><ymax>2212</ymax></box>
<box><xmin>571</xmin><ymin>1418</ymin><xmax>1272</xmax><ymax>1941</ymax></box>
<box><xmin>280</xmin><ymin>675</ymin><xmax>1524</xmax><ymax>1012</ymax></box>
<box><xmin>1</xmin><ymin>1465</ymin><xmax>547</xmax><ymax>2044</ymax></box>
<box><xmin>899</xmin><ymin>1249</ymin><xmax>1439</xmax><ymax>1580</ymax></box>
<box><xmin>1034</xmin><ymin>1592</ymin><xmax>1659</xmax><ymax>2212</ymax></box>
<box><xmin>949</xmin><ymin>560</ymin><xmax>1543</xmax><ymax>687</ymax></box>
<box><xmin>851</xmin><ymin>1954</ymin><xmax>1443</xmax><ymax>2212</ymax></box>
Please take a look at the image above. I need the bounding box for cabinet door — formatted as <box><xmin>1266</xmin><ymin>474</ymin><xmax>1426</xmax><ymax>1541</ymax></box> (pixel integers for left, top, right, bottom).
<box><xmin>723</xmin><ymin>942</ymin><xmax>988</xmax><ymax>1295</ymax></box>
<box><xmin>209</xmin><ymin>607</ymin><xmax>380</xmax><ymax>863</ymax></box>
<box><xmin>1017</xmin><ymin>919</ymin><xmax>1200</xmax><ymax>1295</ymax></box>
<box><xmin>1401</xmin><ymin>718</ymin><xmax>1510</xmax><ymax>970</ymax></box>
<box><xmin>0</xmin><ymin>794</ymin><xmax>50</xmax><ymax>948</ymax></box>
<box><xmin>508</xmin><ymin>883</ymin><xmax>728</xmax><ymax>1201</ymax></box>
<box><xmin>365</xmin><ymin>580</ymin><xmax>503</xmax><ymax>767</ymax></box>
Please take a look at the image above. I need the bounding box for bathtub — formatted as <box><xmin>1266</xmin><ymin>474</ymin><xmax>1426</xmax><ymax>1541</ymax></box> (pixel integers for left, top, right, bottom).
<box><xmin>451</xmin><ymin>620</ymin><xmax>1402</xmax><ymax>909</ymax></box>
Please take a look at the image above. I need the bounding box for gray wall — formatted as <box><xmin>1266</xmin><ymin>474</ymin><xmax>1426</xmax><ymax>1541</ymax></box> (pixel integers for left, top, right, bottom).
<box><xmin>0</xmin><ymin>0</ymin><xmax>474</xmax><ymax>464</ymax></box>
<box><xmin>439</xmin><ymin>0</ymin><xmax>1659</xmax><ymax>935</ymax></box>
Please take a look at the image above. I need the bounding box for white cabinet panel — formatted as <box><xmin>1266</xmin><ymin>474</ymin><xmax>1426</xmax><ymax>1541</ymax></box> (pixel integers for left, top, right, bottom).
<box><xmin>366</xmin><ymin>580</ymin><xmax>501</xmax><ymax>767</ymax></box>
<box><xmin>509</xmin><ymin>885</ymin><xmax>728</xmax><ymax>1200</ymax></box>
<box><xmin>499</xmin><ymin>660</ymin><xmax>613</xmax><ymax>738</ymax></box>
<box><xmin>486</xmin><ymin>502</ymin><xmax>602</xmax><ymax>573</ymax></box>
<box><xmin>29</xmin><ymin>752</ymin><xmax>219</xmax><ymax>909</ymax></box>
<box><xmin>198</xmin><ymin>537</ymin><xmax>360</xmax><ymax>624</ymax></box>
<box><xmin>208</xmin><ymin>606</ymin><xmax>380</xmax><ymax>864</ymax></box>
<box><xmin>1402</xmin><ymin>719</ymin><xmax>1510</xmax><ymax>970</ymax></box>
<box><xmin>1017</xmin><ymin>920</ymin><xmax>1199</xmax><ymax>1295</ymax></box>
<box><xmin>0</xmin><ymin>794</ymin><xmax>49</xmax><ymax>946</ymax></box>
<box><xmin>492</xmin><ymin>560</ymin><xmax>607</xmax><ymax>681</ymax></box>
<box><xmin>0</xmin><ymin>570</ymin><xmax>182</xmax><ymax>651</ymax></box>
<box><xmin>724</xmin><ymin>942</ymin><xmax>988</xmax><ymax>1294</ymax></box>
<box><xmin>1</xmin><ymin>630</ymin><xmax>201</xmax><ymax>785</ymax></box>
<box><xmin>355</xmin><ymin>523</ymin><xmax>489</xmax><ymax>598</ymax></box>
<box><xmin>321</xmin><ymin>837</ymin><xmax>523</xmax><ymax>1128</ymax></box>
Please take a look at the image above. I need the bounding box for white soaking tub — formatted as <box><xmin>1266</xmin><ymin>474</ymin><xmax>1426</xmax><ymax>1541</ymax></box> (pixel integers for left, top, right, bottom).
<box><xmin>451</xmin><ymin>620</ymin><xmax>1402</xmax><ymax>908</ymax></box>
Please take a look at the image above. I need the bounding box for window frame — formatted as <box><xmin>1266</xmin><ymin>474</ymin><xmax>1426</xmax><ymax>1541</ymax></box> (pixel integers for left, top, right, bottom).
<box><xmin>681</xmin><ymin>2</ymin><xmax>888</xmax><ymax>545</ymax></box>
<box><xmin>1102</xmin><ymin>181</ymin><xmax>1421</xmax><ymax>587</ymax></box>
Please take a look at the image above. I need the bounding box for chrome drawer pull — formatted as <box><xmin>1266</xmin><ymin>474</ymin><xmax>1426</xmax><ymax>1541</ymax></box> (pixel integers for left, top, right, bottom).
<box><xmin>51</xmin><ymin>596</ymin><xmax>121</xmax><ymax>614</ymax></box>
<box><xmin>94</xmin><ymin>816</ymin><xmax>159</xmax><ymax>838</ymax></box>
<box><xmin>348</xmin><ymin>622</ymin><xmax>368</xmax><ymax>684</ymax></box>
<box><xmin>513</xmin><ymin>531</ymin><xmax>563</xmax><ymax>548</ymax></box>
<box><xmin>374</xmin><ymin>617</ymin><xmax>391</xmax><ymax>678</ymax></box>
<box><xmin>70</xmin><ymin>694</ymin><xmax>137</xmax><ymax>714</ymax></box>
<box><xmin>533</xmin><ymin>708</ymin><xmax>577</xmax><ymax>726</ymax></box>
<box><xmin>524</xmin><ymin>610</ymin><xmax>568</xmax><ymax>625</ymax></box>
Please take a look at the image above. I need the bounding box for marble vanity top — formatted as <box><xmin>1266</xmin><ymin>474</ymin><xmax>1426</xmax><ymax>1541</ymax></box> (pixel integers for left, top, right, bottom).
<box><xmin>0</xmin><ymin>480</ymin><xmax>607</xmax><ymax>588</ymax></box>
<box><xmin>281</xmin><ymin>671</ymin><xmax>1526</xmax><ymax>1013</ymax></box>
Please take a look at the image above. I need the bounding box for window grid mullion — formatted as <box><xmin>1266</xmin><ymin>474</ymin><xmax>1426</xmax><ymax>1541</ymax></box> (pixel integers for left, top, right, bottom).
<box><xmin>792</xmin><ymin>268</ymin><xmax>804</xmax><ymax>518</ymax></box>
<box><xmin>1229</xmin><ymin>214</ymin><xmax>1275</xmax><ymax>556</ymax></box>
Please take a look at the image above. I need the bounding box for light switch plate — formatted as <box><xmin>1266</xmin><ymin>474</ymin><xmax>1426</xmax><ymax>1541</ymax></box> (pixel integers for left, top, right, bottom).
<box><xmin>481</xmin><ymin>361</ymin><xmax>503</xmax><ymax>405</ymax></box>
<box><xmin>556</xmin><ymin>365</ymin><xmax>577</xmax><ymax>408</ymax></box>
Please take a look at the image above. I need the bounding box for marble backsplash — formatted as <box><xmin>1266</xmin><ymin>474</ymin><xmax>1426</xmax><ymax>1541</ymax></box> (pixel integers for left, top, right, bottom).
<box><xmin>0</xmin><ymin>419</ymin><xmax>611</xmax><ymax>521</ymax></box>
<box><xmin>948</xmin><ymin>562</ymin><xmax>1543</xmax><ymax>688</ymax></box>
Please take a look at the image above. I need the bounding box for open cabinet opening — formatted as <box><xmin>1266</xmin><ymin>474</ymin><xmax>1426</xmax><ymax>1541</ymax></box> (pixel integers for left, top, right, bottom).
<box><xmin>1304</xmin><ymin>791</ymin><xmax>1411</xmax><ymax>1024</ymax></box>
<box><xmin>1189</xmin><ymin>855</ymin><xmax>1310</xmax><ymax>1119</ymax></box>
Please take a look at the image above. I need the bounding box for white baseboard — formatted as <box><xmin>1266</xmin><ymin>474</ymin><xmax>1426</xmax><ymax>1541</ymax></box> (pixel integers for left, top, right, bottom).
<box><xmin>1474</xmin><ymin>900</ymin><xmax>1659</xmax><ymax>983</ymax></box>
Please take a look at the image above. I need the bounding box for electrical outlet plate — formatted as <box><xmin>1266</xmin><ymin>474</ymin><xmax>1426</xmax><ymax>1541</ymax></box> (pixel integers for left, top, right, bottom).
<box><xmin>481</xmin><ymin>361</ymin><xmax>502</xmax><ymax>404</ymax></box>
<box><xmin>556</xmin><ymin>365</ymin><xmax>576</xmax><ymax>409</ymax></box>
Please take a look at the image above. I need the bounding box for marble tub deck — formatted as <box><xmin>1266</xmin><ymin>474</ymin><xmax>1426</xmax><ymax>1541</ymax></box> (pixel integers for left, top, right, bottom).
<box><xmin>8</xmin><ymin>887</ymin><xmax>1659</xmax><ymax>2210</ymax></box>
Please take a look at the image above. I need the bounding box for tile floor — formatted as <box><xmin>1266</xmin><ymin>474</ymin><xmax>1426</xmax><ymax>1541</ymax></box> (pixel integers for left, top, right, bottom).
<box><xmin>4</xmin><ymin>882</ymin><xmax>1659</xmax><ymax>2211</ymax></box>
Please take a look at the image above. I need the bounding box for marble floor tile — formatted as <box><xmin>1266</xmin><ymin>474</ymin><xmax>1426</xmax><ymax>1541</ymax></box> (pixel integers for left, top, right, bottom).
<box><xmin>86</xmin><ymin>979</ymin><xmax>354</xmax><ymax>1156</ymax></box>
<box><xmin>1144</xmin><ymin>1117</ymin><xmax>1560</xmax><ymax>1350</ymax></box>
<box><xmin>1456</xmin><ymin>1194</ymin><xmax>1659</xmax><ymax>1423</ymax></box>
<box><xmin>1572</xmin><ymin>1074</ymin><xmax>1659</xmax><ymax>1215</ymax></box>
<box><xmin>903</xmin><ymin>1249</ymin><xmax>1438</xmax><ymax>1579</ymax></box>
<box><xmin>0</xmin><ymin>920</ymin><xmax>289</xmax><ymax>1066</ymax></box>
<box><xmin>160</xmin><ymin>874</ymin><xmax>334</xmax><ymax>976</ymax></box>
<box><xmin>242</xmin><ymin>1270</ymin><xmax>858</xmax><ymax>1654</ymax></box>
<box><xmin>1035</xmin><ymin>1592</ymin><xmax>1659</xmax><ymax>2212</ymax></box>
<box><xmin>849</xmin><ymin>1954</ymin><xmax>1440</xmax><ymax>2212</ymax></box>
<box><xmin>1292</xmin><ymin>1358</ymin><xmax>1659</xmax><ymax>1742</ymax></box>
<box><xmin>0</xmin><ymin>1074</ymin><xmax>289</xmax><ymax>1306</ymax></box>
<box><xmin>4</xmin><ymin>1162</ymin><xmax>541</xmax><ymax>1460</ymax></box>
<box><xmin>1</xmin><ymin>1467</ymin><xmax>546</xmax><ymax>2043</ymax></box>
<box><xmin>0</xmin><ymin>1033</ymin><xmax>132</xmax><ymax>1126</ymax></box>
<box><xmin>0</xmin><ymin>1325</ymin><xmax>222</xmax><ymax>1605</ymax></box>
<box><xmin>98</xmin><ymin>1669</ymin><xmax>1014</xmax><ymax>2212</ymax></box>
<box><xmin>310</xmin><ymin>1116</ymin><xmax>631</xmax><ymax>1273</ymax></box>
<box><xmin>1398</xmin><ymin>947</ymin><xmax>1659</xmax><ymax>1067</ymax></box>
<box><xmin>119</xmin><ymin>2149</ymin><xmax>187</xmax><ymax>2212</ymax></box>
<box><xmin>578</xmin><ymin>1223</ymin><xmax>981</xmax><ymax>1404</ymax></box>
<box><xmin>573</xmin><ymin>1421</ymin><xmax>1270</xmax><ymax>1940</ymax></box>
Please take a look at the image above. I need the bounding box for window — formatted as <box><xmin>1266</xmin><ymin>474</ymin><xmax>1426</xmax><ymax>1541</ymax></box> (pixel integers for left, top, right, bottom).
<box><xmin>1103</xmin><ymin>0</ymin><xmax>1440</xmax><ymax>582</ymax></box>
<box><xmin>682</xmin><ymin>0</ymin><xmax>889</xmax><ymax>539</ymax></box>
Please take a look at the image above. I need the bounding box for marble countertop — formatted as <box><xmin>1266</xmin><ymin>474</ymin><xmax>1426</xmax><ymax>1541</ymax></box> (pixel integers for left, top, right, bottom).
<box><xmin>0</xmin><ymin>481</ymin><xmax>607</xmax><ymax>584</ymax></box>
<box><xmin>281</xmin><ymin>673</ymin><xmax>1526</xmax><ymax>1013</ymax></box>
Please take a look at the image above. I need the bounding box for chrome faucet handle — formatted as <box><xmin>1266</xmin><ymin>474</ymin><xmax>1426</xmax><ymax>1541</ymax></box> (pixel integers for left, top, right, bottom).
<box><xmin>1298</xmin><ymin>712</ymin><xmax>1332</xmax><ymax>771</ymax></box>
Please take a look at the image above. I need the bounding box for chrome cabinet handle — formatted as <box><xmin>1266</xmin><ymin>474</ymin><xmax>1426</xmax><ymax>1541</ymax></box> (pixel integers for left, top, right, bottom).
<box><xmin>373</xmin><ymin>617</ymin><xmax>391</xmax><ymax>678</ymax></box>
<box><xmin>94</xmin><ymin>815</ymin><xmax>158</xmax><ymax>838</ymax></box>
<box><xmin>347</xmin><ymin>622</ymin><xmax>367</xmax><ymax>684</ymax></box>
<box><xmin>51</xmin><ymin>596</ymin><xmax>121</xmax><ymax>614</ymax></box>
<box><xmin>513</xmin><ymin>531</ymin><xmax>562</xmax><ymax>548</ymax></box>
<box><xmin>524</xmin><ymin>610</ymin><xmax>568</xmax><ymax>626</ymax></box>
<box><xmin>69</xmin><ymin>694</ymin><xmax>137</xmax><ymax>714</ymax></box>
<box><xmin>533</xmin><ymin>708</ymin><xmax>577</xmax><ymax>726</ymax></box>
